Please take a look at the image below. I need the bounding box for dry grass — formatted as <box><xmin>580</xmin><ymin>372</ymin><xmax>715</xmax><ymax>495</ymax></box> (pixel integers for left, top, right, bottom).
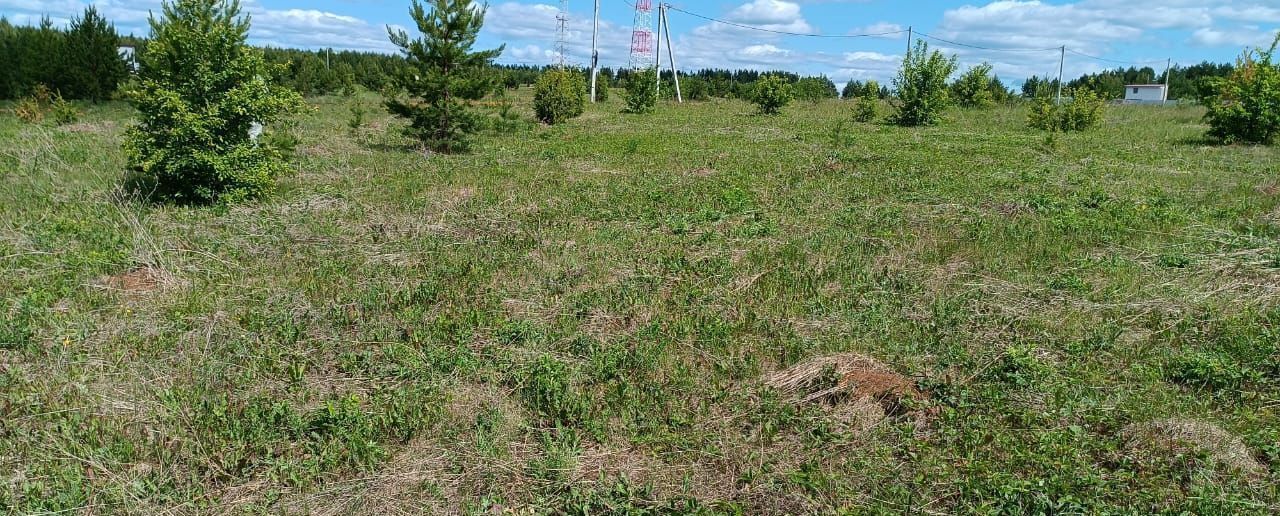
<box><xmin>1123</xmin><ymin>418</ymin><xmax>1265</xmax><ymax>477</ymax></box>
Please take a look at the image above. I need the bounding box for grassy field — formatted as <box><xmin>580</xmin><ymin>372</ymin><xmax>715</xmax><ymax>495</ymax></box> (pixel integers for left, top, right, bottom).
<box><xmin>2</xmin><ymin>91</ymin><xmax>1279</xmax><ymax>514</ymax></box>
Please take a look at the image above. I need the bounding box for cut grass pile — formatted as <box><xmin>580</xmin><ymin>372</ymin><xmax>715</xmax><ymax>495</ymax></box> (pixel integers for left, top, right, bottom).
<box><xmin>2</xmin><ymin>93</ymin><xmax>1279</xmax><ymax>513</ymax></box>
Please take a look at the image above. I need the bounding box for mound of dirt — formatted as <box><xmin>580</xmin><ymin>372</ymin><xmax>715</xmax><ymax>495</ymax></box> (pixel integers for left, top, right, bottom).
<box><xmin>1123</xmin><ymin>418</ymin><xmax>1264</xmax><ymax>476</ymax></box>
<box><xmin>102</xmin><ymin>266</ymin><xmax>163</xmax><ymax>294</ymax></box>
<box><xmin>765</xmin><ymin>353</ymin><xmax>924</xmax><ymax>428</ymax></box>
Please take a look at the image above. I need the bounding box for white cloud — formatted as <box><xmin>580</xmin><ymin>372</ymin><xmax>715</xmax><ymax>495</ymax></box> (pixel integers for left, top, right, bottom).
<box><xmin>1191</xmin><ymin>26</ymin><xmax>1280</xmax><ymax>48</ymax></box>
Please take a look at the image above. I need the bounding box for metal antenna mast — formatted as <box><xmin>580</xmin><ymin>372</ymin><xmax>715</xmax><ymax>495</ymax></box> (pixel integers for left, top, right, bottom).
<box><xmin>628</xmin><ymin>0</ymin><xmax>654</xmax><ymax>69</ymax></box>
<box><xmin>556</xmin><ymin>0</ymin><xmax>570</xmax><ymax>68</ymax></box>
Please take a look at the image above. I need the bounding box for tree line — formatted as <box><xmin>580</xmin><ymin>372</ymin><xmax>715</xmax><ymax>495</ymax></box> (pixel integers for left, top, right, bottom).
<box><xmin>0</xmin><ymin>9</ymin><xmax>130</xmax><ymax>101</ymax></box>
<box><xmin>2</xmin><ymin>7</ymin><xmax>1239</xmax><ymax>106</ymax></box>
<box><xmin>1025</xmin><ymin>62</ymin><xmax>1235</xmax><ymax>101</ymax></box>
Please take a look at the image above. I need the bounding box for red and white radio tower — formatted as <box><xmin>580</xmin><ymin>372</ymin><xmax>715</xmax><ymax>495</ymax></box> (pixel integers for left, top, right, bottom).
<box><xmin>628</xmin><ymin>0</ymin><xmax>654</xmax><ymax>69</ymax></box>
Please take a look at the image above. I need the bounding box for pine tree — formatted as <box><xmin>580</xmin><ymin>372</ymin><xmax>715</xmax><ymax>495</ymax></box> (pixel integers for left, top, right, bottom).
<box><xmin>65</xmin><ymin>6</ymin><xmax>128</xmax><ymax>102</ymax></box>
<box><xmin>19</xmin><ymin>18</ymin><xmax>67</xmax><ymax>96</ymax></box>
<box><xmin>0</xmin><ymin>18</ymin><xmax>14</xmax><ymax>99</ymax></box>
<box><xmin>385</xmin><ymin>0</ymin><xmax>503</xmax><ymax>154</ymax></box>
<box><xmin>124</xmin><ymin>0</ymin><xmax>303</xmax><ymax>204</ymax></box>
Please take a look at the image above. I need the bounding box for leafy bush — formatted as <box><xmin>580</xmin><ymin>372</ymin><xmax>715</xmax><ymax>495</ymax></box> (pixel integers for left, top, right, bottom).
<box><xmin>13</xmin><ymin>85</ymin><xmax>53</xmax><ymax>123</ymax></box>
<box><xmin>385</xmin><ymin>0</ymin><xmax>503</xmax><ymax>154</ymax></box>
<box><xmin>853</xmin><ymin>96</ymin><xmax>881</xmax><ymax>123</ymax></box>
<box><xmin>594</xmin><ymin>77</ymin><xmax>609</xmax><ymax>102</ymax></box>
<box><xmin>533</xmin><ymin>68</ymin><xmax>586</xmax><ymax>125</ymax></box>
<box><xmin>795</xmin><ymin>76</ymin><xmax>837</xmax><ymax>103</ymax></box>
<box><xmin>1203</xmin><ymin>35</ymin><xmax>1280</xmax><ymax>144</ymax></box>
<box><xmin>50</xmin><ymin>94</ymin><xmax>79</xmax><ymax>126</ymax></box>
<box><xmin>1028</xmin><ymin>88</ymin><xmax>1106</xmax><ymax>132</ymax></box>
<box><xmin>625</xmin><ymin>68</ymin><xmax>658</xmax><ymax>114</ymax></box>
<box><xmin>124</xmin><ymin>0</ymin><xmax>303</xmax><ymax>204</ymax></box>
<box><xmin>683</xmin><ymin>76</ymin><xmax>709</xmax><ymax>101</ymax></box>
<box><xmin>952</xmin><ymin>63</ymin><xmax>996</xmax><ymax>108</ymax></box>
<box><xmin>751</xmin><ymin>74</ymin><xmax>794</xmax><ymax>115</ymax></box>
<box><xmin>892</xmin><ymin>40</ymin><xmax>958</xmax><ymax>126</ymax></box>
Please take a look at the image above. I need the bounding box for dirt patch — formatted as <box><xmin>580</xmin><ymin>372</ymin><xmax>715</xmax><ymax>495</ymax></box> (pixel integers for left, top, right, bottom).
<box><xmin>1122</xmin><ymin>418</ymin><xmax>1264</xmax><ymax>476</ymax></box>
<box><xmin>1258</xmin><ymin>182</ymin><xmax>1279</xmax><ymax>196</ymax></box>
<box><xmin>765</xmin><ymin>353</ymin><xmax>925</xmax><ymax>429</ymax></box>
<box><xmin>993</xmin><ymin>201</ymin><xmax>1034</xmax><ymax>217</ymax></box>
<box><xmin>101</xmin><ymin>266</ymin><xmax>164</xmax><ymax>294</ymax></box>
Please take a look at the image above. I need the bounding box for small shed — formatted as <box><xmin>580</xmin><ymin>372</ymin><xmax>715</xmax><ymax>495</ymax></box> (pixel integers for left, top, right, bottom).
<box><xmin>1124</xmin><ymin>84</ymin><xmax>1167</xmax><ymax>104</ymax></box>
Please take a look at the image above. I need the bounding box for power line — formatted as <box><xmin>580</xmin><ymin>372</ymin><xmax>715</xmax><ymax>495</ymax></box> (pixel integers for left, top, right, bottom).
<box><xmin>664</xmin><ymin>5</ymin><xmax>908</xmax><ymax>39</ymax></box>
<box><xmin>915</xmin><ymin>31</ymin><xmax>1061</xmax><ymax>53</ymax></box>
<box><xmin>1065</xmin><ymin>48</ymin><xmax>1170</xmax><ymax>66</ymax></box>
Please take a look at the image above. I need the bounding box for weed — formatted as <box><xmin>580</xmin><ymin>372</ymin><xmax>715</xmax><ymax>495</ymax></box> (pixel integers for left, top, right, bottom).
<box><xmin>1166</xmin><ymin>352</ymin><xmax>1260</xmax><ymax>391</ymax></box>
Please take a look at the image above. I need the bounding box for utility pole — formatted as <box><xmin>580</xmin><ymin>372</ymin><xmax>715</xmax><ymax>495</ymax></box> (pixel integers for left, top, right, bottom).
<box><xmin>661</xmin><ymin>4</ymin><xmax>681</xmax><ymax>102</ymax></box>
<box><xmin>906</xmin><ymin>26</ymin><xmax>912</xmax><ymax>54</ymax></box>
<box><xmin>655</xmin><ymin>3</ymin><xmax>663</xmax><ymax>96</ymax></box>
<box><xmin>1162</xmin><ymin>58</ymin><xmax>1171</xmax><ymax>104</ymax></box>
<box><xmin>1056</xmin><ymin>45</ymin><xmax>1065</xmax><ymax>105</ymax></box>
<box><xmin>590</xmin><ymin>0</ymin><xmax>600</xmax><ymax>102</ymax></box>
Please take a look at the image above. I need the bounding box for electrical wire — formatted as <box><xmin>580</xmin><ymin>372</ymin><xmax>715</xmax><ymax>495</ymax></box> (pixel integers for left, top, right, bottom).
<box><xmin>915</xmin><ymin>31</ymin><xmax>1061</xmax><ymax>53</ymax></box>
<box><xmin>1065</xmin><ymin>48</ymin><xmax>1169</xmax><ymax>66</ymax></box>
<box><xmin>663</xmin><ymin>5</ymin><xmax>908</xmax><ymax>39</ymax></box>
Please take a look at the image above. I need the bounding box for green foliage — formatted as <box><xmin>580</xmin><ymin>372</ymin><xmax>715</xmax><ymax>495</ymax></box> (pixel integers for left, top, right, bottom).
<box><xmin>952</xmin><ymin>63</ymin><xmax>996</xmax><ymax>108</ymax></box>
<box><xmin>8</xmin><ymin>75</ymin><xmax>1280</xmax><ymax>513</ymax></box>
<box><xmin>347</xmin><ymin>101</ymin><xmax>366</xmax><ymax>131</ymax></box>
<box><xmin>13</xmin><ymin>84</ymin><xmax>52</xmax><ymax>123</ymax></box>
<box><xmin>337</xmin><ymin>62</ymin><xmax>357</xmax><ymax>97</ymax></box>
<box><xmin>1027</xmin><ymin>88</ymin><xmax>1106</xmax><ymax>132</ymax></box>
<box><xmin>750</xmin><ymin>74</ymin><xmax>794</xmax><ymax>115</ymax></box>
<box><xmin>843</xmin><ymin>79</ymin><xmax>886</xmax><ymax>100</ymax></box>
<box><xmin>1204</xmin><ymin>35</ymin><xmax>1280</xmax><ymax>144</ymax></box>
<box><xmin>124</xmin><ymin>0</ymin><xmax>304</xmax><ymax>204</ymax></box>
<box><xmin>63</xmin><ymin>7</ymin><xmax>128</xmax><ymax>102</ymax></box>
<box><xmin>593</xmin><ymin>74</ymin><xmax>609</xmax><ymax>102</ymax></box>
<box><xmin>853</xmin><ymin>95</ymin><xmax>882</xmax><ymax>123</ymax></box>
<box><xmin>0</xmin><ymin>10</ymin><xmax>127</xmax><ymax>101</ymax></box>
<box><xmin>794</xmin><ymin>76</ymin><xmax>838</xmax><ymax>103</ymax></box>
<box><xmin>682</xmin><ymin>75</ymin><xmax>709</xmax><ymax>101</ymax></box>
<box><xmin>50</xmin><ymin>93</ymin><xmax>79</xmax><ymax>126</ymax></box>
<box><xmin>1167</xmin><ymin>352</ymin><xmax>1261</xmax><ymax>391</ymax></box>
<box><xmin>624</xmin><ymin>67</ymin><xmax>658</xmax><ymax>114</ymax></box>
<box><xmin>385</xmin><ymin>0</ymin><xmax>503</xmax><ymax>154</ymax></box>
<box><xmin>893</xmin><ymin>40</ymin><xmax>958</xmax><ymax>126</ymax></box>
<box><xmin>491</xmin><ymin>100</ymin><xmax>534</xmax><ymax>134</ymax></box>
<box><xmin>533</xmin><ymin>68</ymin><xmax>586</xmax><ymax>125</ymax></box>
<box><xmin>518</xmin><ymin>355</ymin><xmax>589</xmax><ymax>428</ymax></box>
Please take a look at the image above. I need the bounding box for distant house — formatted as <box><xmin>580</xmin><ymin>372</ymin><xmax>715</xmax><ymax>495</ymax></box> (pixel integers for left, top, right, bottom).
<box><xmin>1124</xmin><ymin>84</ymin><xmax>1167</xmax><ymax>104</ymax></box>
<box><xmin>118</xmin><ymin>46</ymin><xmax>137</xmax><ymax>72</ymax></box>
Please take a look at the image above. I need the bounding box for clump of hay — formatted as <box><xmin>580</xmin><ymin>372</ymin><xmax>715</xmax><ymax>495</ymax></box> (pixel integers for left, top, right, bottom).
<box><xmin>1123</xmin><ymin>418</ymin><xmax>1264</xmax><ymax>476</ymax></box>
<box><xmin>765</xmin><ymin>353</ymin><xmax>924</xmax><ymax>426</ymax></box>
<box><xmin>100</xmin><ymin>266</ymin><xmax>168</xmax><ymax>294</ymax></box>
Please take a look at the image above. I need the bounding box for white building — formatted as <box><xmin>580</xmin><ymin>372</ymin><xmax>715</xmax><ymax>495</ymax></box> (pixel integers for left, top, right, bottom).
<box><xmin>118</xmin><ymin>46</ymin><xmax>137</xmax><ymax>72</ymax></box>
<box><xmin>1124</xmin><ymin>84</ymin><xmax>1167</xmax><ymax>104</ymax></box>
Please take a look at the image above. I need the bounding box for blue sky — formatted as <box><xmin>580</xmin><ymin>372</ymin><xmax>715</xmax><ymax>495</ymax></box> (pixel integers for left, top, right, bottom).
<box><xmin>4</xmin><ymin>0</ymin><xmax>1279</xmax><ymax>85</ymax></box>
